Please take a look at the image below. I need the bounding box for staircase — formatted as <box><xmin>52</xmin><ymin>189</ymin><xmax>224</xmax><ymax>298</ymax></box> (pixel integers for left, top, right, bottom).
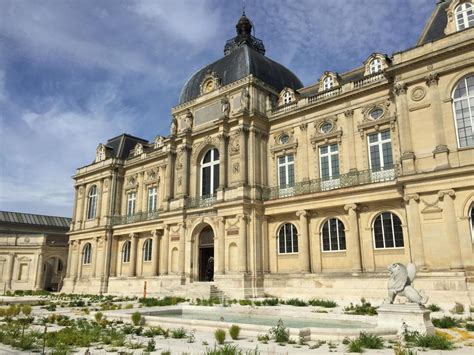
<box><xmin>210</xmin><ymin>284</ymin><xmax>227</xmax><ymax>301</ymax></box>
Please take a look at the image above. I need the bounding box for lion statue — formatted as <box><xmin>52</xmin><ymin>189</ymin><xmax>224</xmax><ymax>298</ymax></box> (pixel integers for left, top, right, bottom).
<box><xmin>386</xmin><ymin>263</ymin><xmax>428</xmax><ymax>305</ymax></box>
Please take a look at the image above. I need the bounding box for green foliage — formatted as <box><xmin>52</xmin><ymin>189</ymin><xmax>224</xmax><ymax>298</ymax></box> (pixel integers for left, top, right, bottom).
<box><xmin>357</xmin><ymin>332</ymin><xmax>384</xmax><ymax>349</ymax></box>
<box><xmin>465</xmin><ymin>322</ymin><xmax>474</xmax><ymax>331</ymax></box>
<box><xmin>432</xmin><ymin>316</ymin><xmax>460</xmax><ymax>328</ymax></box>
<box><xmin>139</xmin><ymin>296</ymin><xmax>186</xmax><ymax>307</ymax></box>
<box><xmin>343</xmin><ymin>298</ymin><xmax>377</xmax><ymax>316</ymax></box>
<box><xmin>146</xmin><ymin>339</ymin><xmax>156</xmax><ymax>352</ymax></box>
<box><xmin>238</xmin><ymin>299</ymin><xmax>252</xmax><ymax>306</ymax></box>
<box><xmin>229</xmin><ymin>324</ymin><xmax>240</xmax><ymax>340</ymax></box>
<box><xmin>284</xmin><ymin>298</ymin><xmax>307</xmax><ymax>307</ymax></box>
<box><xmin>261</xmin><ymin>298</ymin><xmax>279</xmax><ymax>306</ymax></box>
<box><xmin>269</xmin><ymin>319</ymin><xmax>289</xmax><ymax>343</ymax></box>
<box><xmin>131</xmin><ymin>311</ymin><xmax>142</xmax><ymax>326</ymax></box>
<box><xmin>94</xmin><ymin>311</ymin><xmax>103</xmax><ymax>323</ymax></box>
<box><xmin>308</xmin><ymin>298</ymin><xmax>337</xmax><ymax>308</ymax></box>
<box><xmin>214</xmin><ymin>328</ymin><xmax>226</xmax><ymax>344</ymax></box>
<box><xmin>171</xmin><ymin>327</ymin><xmax>187</xmax><ymax>339</ymax></box>
<box><xmin>451</xmin><ymin>302</ymin><xmax>464</xmax><ymax>314</ymax></box>
<box><xmin>426</xmin><ymin>304</ymin><xmax>441</xmax><ymax>312</ymax></box>
<box><xmin>393</xmin><ymin>341</ymin><xmax>418</xmax><ymax>355</ymax></box>
<box><xmin>257</xmin><ymin>334</ymin><xmax>269</xmax><ymax>343</ymax></box>
<box><xmin>413</xmin><ymin>333</ymin><xmax>453</xmax><ymax>350</ymax></box>
<box><xmin>347</xmin><ymin>339</ymin><xmax>364</xmax><ymax>353</ymax></box>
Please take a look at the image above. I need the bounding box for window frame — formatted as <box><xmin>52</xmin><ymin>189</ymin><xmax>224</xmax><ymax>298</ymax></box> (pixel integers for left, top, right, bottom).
<box><xmin>282</xmin><ymin>91</ymin><xmax>292</xmax><ymax>105</ymax></box>
<box><xmin>277</xmin><ymin>154</ymin><xmax>295</xmax><ymax>188</ymax></box>
<box><xmin>122</xmin><ymin>240</ymin><xmax>131</xmax><ymax>263</ymax></box>
<box><xmin>372</xmin><ymin>212</ymin><xmax>404</xmax><ymax>249</ymax></box>
<box><xmin>87</xmin><ymin>185</ymin><xmax>98</xmax><ymax>220</ymax></box>
<box><xmin>367</xmin><ymin>130</ymin><xmax>393</xmax><ymax>171</ymax></box>
<box><xmin>369</xmin><ymin>58</ymin><xmax>382</xmax><ymax>74</ymax></box>
<box><xmin>200</xmin><ymin>148</ymin><xmax>220</xmax><ymax>197</ymax></box>
<box><xmin>82</xmin><ymin>243</ymin><xmax>92</xmax><ymax>265</ymax></box>
<box><xmin>452</xmin><ymin>74</ymin><xmax>474</xmax><ymax>148</ymax></box>
<box><xmin>127</xmin><ymin>191</ymin><xmax>136</xmax><ymax>216</ymax></box>
<box><xmin>321</xmin><ymin>218</ymin><xmax>347</xmax><ymax>252</ymax></box>
<box><xmin>143</xmin><ymin>239</ymin><xmax>153</xmax><ymax>262</ymax></box>
<box><xmin>455</xmin><ymin>2</ymin><xmax>474</xmax><ymax>31</ymax></box>
<box><xmin>277</xmin><ymin>223</ymin><xmax>299</xmax><ymax>254</ymax></box>
<box><xmin>323</xmin><ymin>76</ymin><xmax>334</xmax><ymax>90</ymax></box>
<box><xmin>319</xmin><ymin>143</ymin><xmax>340</xmax><ymax>180</ymax></box>
<box><xmin>148</xmin><ymin>186</ymin><xmax>158</xmax><ymax>212</ymax></box>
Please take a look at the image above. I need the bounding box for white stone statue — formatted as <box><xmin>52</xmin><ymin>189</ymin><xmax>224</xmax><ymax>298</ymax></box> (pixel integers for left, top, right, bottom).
<box><xmin>170</xmin><ymin>116</ymin><xmax>178</xmax><ymax>136</ymax></box>
<box><xmin>221</xmin><ymin>95</ymin><xmax>230</xmax><ymax>118</ymax></box>
<box><xmin>386</xmin><ymin>263</ymin><xmax>428</xmax><ymax>305</ymax></box>
<box><xmin>182</xmin><ymin>109</ymin><xmax>193</xmax><ymax>131</ymax></box>
<box><xmin>240</xmin><ymin>87</ymin><xmax>250</xmax><ymax>111</ymax></box>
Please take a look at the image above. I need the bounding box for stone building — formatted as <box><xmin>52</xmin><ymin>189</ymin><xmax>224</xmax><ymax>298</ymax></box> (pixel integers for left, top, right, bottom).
<box><xmin>0</xmin><ymin>211</ymin><xmax>71</xmax><ymax>292</ymax></box>
<box><xmin>62</xmin><ymin>1</ymin><xmax>474</xmax><ymax>305</ymax></box>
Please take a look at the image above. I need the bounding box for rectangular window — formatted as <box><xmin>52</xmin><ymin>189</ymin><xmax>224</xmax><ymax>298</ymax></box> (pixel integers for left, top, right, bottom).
<box><xmin>202</xmin><ymin>166</ymin><xmax>211</xmax><ymax>196</ymax></box>
<box><xmin>319</xmin><ymin>144</ymin><xmax>340</xmax><ymax>190</ymax></box>
<box><xmin>277</xmin><ymin>154</ymin><xmax>295</xmax><ymax>187</ymax></box>
<box><xmin>127</xmin><ymin>192</ymin><xmax>136</xmax><ymax>216</ymax></box>
<box><xmin>368</xmin><ymin>131</ymin><xmax>393</xmax><ymax>170</ymax></box>
<box><xmin>148</xmin><ymin>187</ymin><xmax>157</xmax><ymax>212</ymax></box>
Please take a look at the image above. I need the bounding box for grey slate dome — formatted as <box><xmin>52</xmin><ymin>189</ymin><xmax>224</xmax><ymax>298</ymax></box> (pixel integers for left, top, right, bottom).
<box><xmin>179</xmin><ymin>14</ymin><xmax>303</xmax><ymax>105</ymax></box>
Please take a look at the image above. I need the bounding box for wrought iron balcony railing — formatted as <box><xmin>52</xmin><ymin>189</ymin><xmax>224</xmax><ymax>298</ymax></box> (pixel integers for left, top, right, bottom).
<box><xmin>187</xmin><ymin>194</ymin><xmax>217</xmax><ymax>209</ymax></box>
<box><xmin>262</xmin><ymin>166</ymin><xmax>398</xmax><ymax>201</ymax></box>
<box><xmin>111</xmin><ymin>210</ymin><xmax>160</xmax><ymax>226</ymax></box>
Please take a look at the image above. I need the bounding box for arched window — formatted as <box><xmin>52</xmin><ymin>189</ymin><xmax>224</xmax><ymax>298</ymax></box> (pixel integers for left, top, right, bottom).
<box><xmin>201</xmin><ymin>148</ymin><xmax>219</xmax><ymax>196</ymax></box>
<box><xmin>369</xmin><ymin>58</ymin><xmax>382</xmax><ymax>74</ymax></box>
<box><xmin>278</xmin><ymin>223</ymin><xmax>298</xmax><ymax>254</ymax></box>
<box><xmin>373</xmin><ymin>212</ymin><xmax>404</xmax><ymax>249</ymax></box>
<box><xmin>122</xmin><ymin>241</ymin><xmax>131</xmax><ymax>263</ymax></box>
<box><xmin>452</xmin><ymin>75</ymin><xmax>474</xmax><ymax>148</ymax></box>
<box><xmin>143</xmin><ymin>239</ymin><xmax>153</xmax><ymax>262</ymax></box>
<box><xmin>87</xmin><ymin>185</ymin><xmax>98</xmax><ymax>220</ymax></box>
<box><xmin>282</xmin><ymin>91</ymin><xmax>292</xmax><ymax>104</ymax></box>
<box><xmin>455</xmin><ymin>3</ymin><xmax>474</xmax><ymax>30</ymax></box>
<box><xmin>321</xmin><ymin>218</ymin><xmax>346</xmax><ymax>251</ymax></box>
<box><xmin>323</xmin><ymin>76</ymin><xmax>334</xmax><ymax>90</ymax></box>
<box><xmin>82</xmin><ymin>243</ymin><xmax>92</xmax><ymax>264</ymax></box>
<box><xmin>469</xmin><ymin>204</ymin><xmax>474</xmax><ymax>242</ymax></box>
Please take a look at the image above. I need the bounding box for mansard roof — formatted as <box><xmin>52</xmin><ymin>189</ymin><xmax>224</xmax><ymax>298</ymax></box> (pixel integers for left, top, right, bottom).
<box><xmin>104</xmin><ymin>133</ymin><xmax>148</xmax><ymax>160</ymax></box>
<box><xmin>417</xmin><ymin>0</ymin><xmax>452</xmax><ymax>46</ymax></box>
<box><xmin>0</xmin><ymin>211</ymin><xmax>71</xmax><ymax>229</ymax></box>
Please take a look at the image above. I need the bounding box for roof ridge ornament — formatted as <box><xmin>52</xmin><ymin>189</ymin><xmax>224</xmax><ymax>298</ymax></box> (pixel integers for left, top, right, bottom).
<box><xmin>223</xmin><ymin>12</ymin><xmax>265</xmax><ymax>56</ymax></box>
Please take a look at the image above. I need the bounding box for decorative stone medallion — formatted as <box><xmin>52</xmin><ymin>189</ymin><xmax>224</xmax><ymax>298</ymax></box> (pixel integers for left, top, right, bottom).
<box><xmin>411</xmin><ymin>86</ymin><xmax>426</xmax><ymax>102</ymax></box>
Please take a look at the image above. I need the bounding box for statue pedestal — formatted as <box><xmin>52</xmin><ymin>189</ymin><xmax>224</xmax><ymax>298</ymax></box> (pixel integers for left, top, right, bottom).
<box><xmin>377</xmin><ymin>303</ymin><xmax>435</xmax><ymax>335</ymax></box>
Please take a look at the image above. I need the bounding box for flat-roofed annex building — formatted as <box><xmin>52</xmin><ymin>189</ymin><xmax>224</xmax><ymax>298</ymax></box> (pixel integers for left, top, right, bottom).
<box><xmin>63</xmin><ymin>0</ymin><xmax>474</xmax><ymax>305</ymax></box>
<box><xmin>0</xmin><ymin>211</ymin><xmax>71</xmax><ymax>292</ymax></box>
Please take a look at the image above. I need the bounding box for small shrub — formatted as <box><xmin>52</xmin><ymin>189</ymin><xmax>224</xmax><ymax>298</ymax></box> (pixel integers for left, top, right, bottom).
<box><xmin>214</xmin><ymin>328</ymin><xmax>226</xmax><ymax>345</ymax></box>
<box><xmin>146</xmin><ymin>339</ymin><xmax>156</xmax><ymax>352</ymax></box>
<box><xmin>347</xmin><ymin>339</ymin><xmax>364</xmax><ymax>353</ymax></box>
<box><xmin>393</xmin><ymin>341</ymin><xmax>417</xmax><ymax>355</ymax></box>
<box><xmin>284</xmin><ymin>298</ymin><xmax>308</xmax><ymax>307</ymax></box>
<box><xmin>465</xmin><ymin>322</ymin><xmax>474</xmax><ymax>331</ymax></box>
<box><xmin>131</xmin><ymin>311</ymin><xmax>142</xmax><ymax>326</ymax></box>
<box><xmin>262</xmin><ymin>298</ymin><xmax>279</xmax><ymax>306</ymax></box>
<box><xmin>413</xmin><ymin>333</ymin><xmax>453</xmax><ymax>350</ymax></box>
<box><xmin>125</xmin><ymin>303</ymin><xmax>134</xmax><ymax>309</ymax></box>
<box><xmin>257</xmin><ymin>334</ymin><xmax>269</xmax><ymax>343</ymax></box>
<box><xmin>432</xmin><ymin>316</ymin><xmax>460</xmax><ymax>328</ymax></box>
<box><xmin>94</xmin><ymin>311</ymin><xmax>103</xmax><ymax>323</ymax></box>
<box><xmin>426</xmin><ymin>304</ymin><xmax>441</xmax><ymax>312</ymax></box>
<box><xmin>21</xmin><ymin>305</ymin><xmax>32</xmax><ymax>316</ymax></box>
<box><xmin>229</xmin><ymin>324</ymin><xmax>240</xmax><ymax>340</ymax></box>
<box><xmin>358</xmin><ymin>332</ymin><xmax>384</xmax><ymax>349</ymax></box>
<box><xmin>287</xmin><ymin>338</ymin><xmax>297</xmax><ymax>344</ymax></box>
<box><xmin>171</xmin><ymin>327</ymin><xmax>186</xmax><ymax>339</ymax></box>
<box><xmin>238</xmin><ymin>299</ymin><xmax>252</xmax><ymax>306</ymax></box>
<box><xmin>269</xmin><ymin>319</ymin><xmax>289</xmax><ymax>343</ymax></box>
<box><xmin>343</xmin><ymin>298</ymin><xmax>377</xmax><ymax>316</ymax></box>
<box><xmin>451</xmin><ymin>302</ymin><xmax>464</xmax><ymax>314</ymax></box>
<box><xmin>308</xmin><ymin>299</ymin><xmax>337</xmax><ymax>308</ymax></box>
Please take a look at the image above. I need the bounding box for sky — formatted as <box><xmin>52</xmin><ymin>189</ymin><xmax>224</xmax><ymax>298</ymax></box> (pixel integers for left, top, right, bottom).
<box><xmin>0</xmin><ymin>0</ymin><xmax>437</xmax><ymax>217</ymax></box>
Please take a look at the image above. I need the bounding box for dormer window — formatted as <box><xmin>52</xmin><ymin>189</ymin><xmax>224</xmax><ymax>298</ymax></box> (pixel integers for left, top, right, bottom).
<box><xmin>369</xmin><ymin>58</ymin><xmax>382</xmax><ymax>74</ymax></box>
<box><xmin>455</xmin><ymin>2</ymin><xmax>474</xmax><ymax>30</ymax></box>
<box><xmin>283</xmin><ymin>91</ymin><xmax>292</xmax><ymax>104</ymax></box>
<box><xmin>323</xmin><ymin>77</ymin><xmax>334</xmax><ymax>90</ymax></box>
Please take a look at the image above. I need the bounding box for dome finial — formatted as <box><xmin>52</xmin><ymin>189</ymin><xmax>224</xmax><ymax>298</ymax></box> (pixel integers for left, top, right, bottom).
<box><xmin>242</xmin><ymin>0</ymin><xmax>246</xmax><ymax>16</ymax></box>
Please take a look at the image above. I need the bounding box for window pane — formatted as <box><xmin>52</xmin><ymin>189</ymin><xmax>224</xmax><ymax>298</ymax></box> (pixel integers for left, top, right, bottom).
<box><xmin>292</xmin><ymin>225</ymin><xmax>298</xmax><ymax>253</ymax></box>
<box><xmin>382</xmin><ymin>142</ymin><xmax>393</xmax><ymax>167</ymax></box>
<box><xmin>331</xmin><ymin>155</ymin><xmax>340</xmax><ymax>177</ymax></box>
<box><xmin>202</xmin><ymin>166</ymin><xmax>211</xmax><ymax>195</ymax></box>
<box><xmin>279</xmin><ymin>166</ymin><xmax>286</xmax><ymax>187</ymax></box>
<box><xmin>338</xmin><ymin>221</ymin><xmax>346</xmax><ymax>250</ymax></box>
<box><xmin>370</xmin><ymin>145</ymin><xmax>381</xmax><ymax>169</ymax></box>
<box><xmin>287</xmin><ymin>164</ymin><xmax>295</xmax><ymax>186</ymax></box>
<box><xmin>287</xmin><ymin>154</ymin><xmax>294</xmax><ymax>162</ymax></box>
<box><xmin>213</xmin><ymin>164</ymin><xmax>219</xmax><ymax>193</ymax></box>
<box><xmin>322</xmin><ymin>222</ymin><xmax>330</xmax><ymax>251</ymax></box>
<box><xmin>279</xmin><ymin>228</ymin><xmax>285</xmax><ymax>253</ymax></box>
<box><xmin>329</xmin><ymin>218</ymin><xmax>338</xmax><ymax>250</ymax></box>
<box><xmin>320</xmin><ymin>156</ymin><xmax>329</xmax><ymax>179</ymax></box>
<box><xmin>374</xmin><ymin>216</ymin><xmax>384</xmax><ymax>248</ymax></box>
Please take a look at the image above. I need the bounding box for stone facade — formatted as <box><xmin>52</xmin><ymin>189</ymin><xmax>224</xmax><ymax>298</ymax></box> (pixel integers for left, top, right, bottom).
<box><xmin>63</xmin><ymin>1</ymin><xmax>474</xmax><ymax>306</ymax></box>
<box><xmin>0</xmin><ymin>211</ymin><xmax>70</xmax><ymax>292</ymax></box>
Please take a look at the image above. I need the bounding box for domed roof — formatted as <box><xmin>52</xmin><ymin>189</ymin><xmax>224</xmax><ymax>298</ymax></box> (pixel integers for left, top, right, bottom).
<box><xmin>179</xmin><ymin>14</ymin><xmax>303</xmax><ymax>105</ymax></box>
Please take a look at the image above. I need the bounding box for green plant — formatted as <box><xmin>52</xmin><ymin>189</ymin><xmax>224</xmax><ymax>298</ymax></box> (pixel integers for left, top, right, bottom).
<box><xmin>393</xmin><ymin>341</ymin><xmax>418</xmax><ymax>355</ymax></box>
<box><xmin>161</xmin><ymin>352</ymin><xmax>171</xmax><ymax>355</ymax></box>
<box><xmin>284</xmin><ymin>298</ymin><xmax>308</xmax><ymax>307</ymax></box>
<box><xmin>127</xmin><ymin>338</ymin><xmax>144</xmax><ymax>349</ymax></box>
<box><xmin>257</xmin><ymin>334</ymin><xmax>269</xmax><ymax>343</ymax></box>
<box><xmin>357</xmin><ymin>332</ymin><xmax>384</xmax><ymax>349</ymax></box>
<box><xmin>131</xmin><ymin>311</ymin><xmax>142</xmax><ymax>326</ymax></box>
<box><xmin>426</xmin><ymin>304</ymin><xmax>441</xmax><ymax>312</ymax></box>
<box><xmin>413</xmin><ymin>333</ymin><xmax>453</xmax><ymax>350</ymax></box>
<box><xmin>308</xmin><ymin>298</ymin><xmax>337</xmax><ymax>308</ymax></box>
<box><xmin>171</xmin><ymin>327</ymin><xmax>187</xmax><ymax>339</ymax></box>
<box><xmin>465</xmin><ymin>322</ymin><xmax>474</xmax><ymax>331</ymax></box>
<box><xmin>21</xmin><ymin>305</ymin><xmax>32</xmax><ymax>316</ymax></box>
<box><xmin>347</xmin><ymin>339</ymin><xmax>364</xmax><ymax>353</ymax></box>
<box><xmin>287</xmin><ymin>338</ymin><xmax>296</xmax><ymax>344</ymax></box>
<box><xmin>94</xmin><ymin>311</ymin><xmax>103</xmax><ymax>323</ymax></box>
<box><xmin>451</xmin><ymin>302</ymin><xmax>464</xmax><ymax>314</ymax></box>
<box><xmin>432</xmin><ymin>316</ymin><xmax>460</xmax><ymax>328</ymax></box>
<box><xmin>146</xmin><ymin>339</ymin><xmax>156</xmax><ymax>352</ymax></box>
<box><xmin>204</xmin><ymin>344</ymin><xmax>249</xmax><ymax>355</ymax></box>
<box><xmin>343</xmin><ymin>298</ymin><xmax>377</xmax><ymax>316</ymax></box>
<box><xmin>269</xmin><ymin>319</ymin><xmax>289</xmax><ymax>343</ymax></box>
<box><xmin>215</xmin><ymin>328</ymin><xmax>226</xmax><ymax>344</ymax></box>
<box><xmin>238</xmin><ymin>299</ymin><xmax>252</xmax><ymax>306</ymax></box>
<box><xmin>262</xmin><ymin>298</ymin><xmax>279</xmax><ymax>306</ymax></box>
<box><xmin>139</xmin><ymin>296</ymin><xmax>186</xmax><ymax>307</ymax></box>
<box><xmin>125</xmin><ymin>303</ymin><xmax>134</xmax><ymax>309</ymax></box>
<box><xmin>229</xmin><ymin>324</ymin><xmax>240</xmax><ymax>340</ymax></box>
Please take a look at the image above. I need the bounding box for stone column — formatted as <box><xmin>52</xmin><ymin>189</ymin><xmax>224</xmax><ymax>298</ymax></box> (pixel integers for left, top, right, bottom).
<box><xmin>239</xmin><ymin>127</ymin><xmax>248</xmax><ymax>185</ymax></box>
<box><xmin>66</xmin><ymin>240</ymin><xmax>73</xmax><ymax>278</ymax></box>
<box><xmin>261</xmin><ymin>133</ymin><xmax>269</xmax><ymax>186</ymax></box>
<box><xmin>35</xmin><ymin>252</ymin><xmax>44</xmax><ymax>289</ymax></box>
<box><xmin>109</xmin><ymin>235</ymin><xmax>118</xmax><ymax>277</ymax></box>
<box><xmin>128</xmin><ymin>233</ymin><xmax>138</xmax><ymax>277</ymax></box>
<box><xmin>296</xmin><ymin>211</ymin><xmax>310</xmax><ymax>272</ymax></box>
<box><xmin>178</xmin><ymin>223</ymin><xmax>186</xmax><ymax>275</ymax></box>
<box><xmin>181</xmin><ymin>145</ymin><xmax>191</xmax><ymax>197</ymax></box>
<box><xmin>393</xmin><ymin>82</ymin><xmax>415</xmax><ymax>173</ymax></box>
<box><xmin>403</xmin><ymin>194</ymin><xmax>426</xmax><ymax>268</ymax></box>
<box><xmin>5</xmin><ymin>253</ymin><xmax>15</xmax><ymax>290</ymax></box>
<box><xmin>75</xmin><ymin>240</ymin><xmax>82</xmax><ymax>280</ymax></box>
<box><xmin>164</xmin><ymin>151</ymin><xmax>175</xmax><ymax>202</ymax></box>
<box><xmin>160</xmin><ymin>226</ymin><xmax>170</xmax><ymax>275</ymax></box>
<box><xmin>426</xmin><ymin>73</ymin><xmax>449</xmax><ymax>168</ymax></box>
<box><xmin>151</xmin><ymin>230</ymin><xmax>160</xmax><ymax>276</ymax></box>
<box><xmin>216</xmin><ymin>217</ymin><xmax>226</xmax><ymax>274</ymax></box>
<box><xmin>438</xmin><ymin>190</ymin><xmax>463</xmax><ymax>269</ymax></box>
<box><xmin>344</xmin><ymin>110</ymin><xmax>357</xmax><ymax>172</ymax></box>
<box><xmin>238</xmin><ymin>214</ymin><xmax>248</xmax><ymax>272</ymax></box>
<box><xmin>218</xmin><ymin>134</ymin><xmax>228</xmax><ymax>189</ymax></box>
<box><xmin>92</xmin><ymin>237</ymin><xmax>99</xmax><ymax>277</ymax></box>
<box><xmin>299</xmin><ymin>124</ymin><xmax>310</xmax><ymax>181</ymax></box>
<box><xmin>344</xmin><ymin>204</ymin><xmax>363</xmax><ymax>273</ymax></box>
<box><xmin>262</xmin><ymin>216</ymin><xmax>270</xmax><ymax>273</ymax></box>
<box><xmin>248</xmin><ymin>127</ymin><xmax>256</xmax><ymax>185</ymax></box>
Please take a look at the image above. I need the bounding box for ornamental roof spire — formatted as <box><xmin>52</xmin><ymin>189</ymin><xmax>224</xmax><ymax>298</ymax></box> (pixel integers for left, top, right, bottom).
<box><xmin>223</xmin><ymin>10</ymin><xmax>265</xmax><ymax>56</ymax></box>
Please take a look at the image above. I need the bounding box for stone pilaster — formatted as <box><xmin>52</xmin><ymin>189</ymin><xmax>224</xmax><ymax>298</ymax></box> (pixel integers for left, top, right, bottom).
<box><xmin>66</xmin><ymin>240</ymin><xmax>73</xmax><ymax>278</ymax></box>
<box><xmin>296</xmin><ymin>210</ymin><xmax>310</xmax><ymax>272</ymax></box>
<box><xmin>344</xmin><ymin>109</ymin><xmax>357</xmax><ymax>172</ymax></box>
<box><xmin>238</xmin><ymin>214</ymin><xmax>248</xmax><ymax>272</ymax></box>
<box><xmin>160</xmin><ymin>226</ymin><xmax>170</xmax><ymax>275</ymax></box>
<box><xmin>35</xmin><ymin>252</ymin><xmax>44</xmax><ymax>290</ymax></box>
<box><xmin>75</xmin><ymin>240</ymin><xmax>82</xmax><ymax>281</ymax></box>
<box><xmin>393</xmin><ymin>82</ymin><xmax>415</xmax><ymax>174</ymax></box>
<box><xmin>5</xmin><ymin>253</ymin><xmax>14</xmax><ymax>290</ymax></box>
<box><xmin>178</xmin><ymin>223</ymin><xmax>186</xmax><ymax>275</ymax></box>
<box><xmin>426</xmin><ymin>73</ymin><xmax>449</xmax><ymax>169</ymax></box>
<box><xmin>92</xmin><ymin>237</ymin><xmax>99</xmax><ymax>277</ymax></box>
<box><xmin>216</xmin><ymin>217</ymin><xmax>226</xmax><ymax>274</ymax></box>
<box><xmin>181</xmin><ymin>145</ymin><xmax>191</xmax><ymax>197</ymax></box>
<box><xmin>218</xmin><ymin>134</ymin><xmax>228</xmax><ymax>189</ymax></box>
<box><xmin>438</xmin><ymin>190</ymin><xmax>463</xmax><ymax>269</ymax></box>
<box><xmin>128</xmin><ymin>233</ymin><xmax>138</xmax><ymax>277</ymax></box>
<box><xmin>344</xmin><ymin>204</ymin><xmax>362</xmax><ymax>273</ymax></box>
<box><xmin>238</xmin><ymin>127</ymin><xmax>249</xmax><ymax>185</ymax></box>
<box><xmin>151</xmin><ymin>230</ymin><xmax>160</xmax><ymax>276</ymax></box>
<box><xmin>403</xmin><ymin>194</ymin><xmax>426</xmax><ymax>268</ymax></box>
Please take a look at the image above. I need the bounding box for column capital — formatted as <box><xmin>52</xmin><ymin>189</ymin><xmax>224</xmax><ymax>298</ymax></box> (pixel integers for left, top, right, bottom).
<box><xmin>237</xmin><ymin>213</ymin><xmax>248</xmax><ymax>222</ymax></box>
<box><xmin>296</xmin><ymin>210</ymin><xmax>308</xmax><ymax>218</ymax></box>
<box><xmin>217</xmin><ymin>133</ymin><xmax>228</xmax><ymax>141</ymax></box>
<box><xmin>344</xmin><ymin>203</ymin><xmax>358</xmax><ymax>213</ymax></box>
<box><xmin>299</xmin><ymin>122</ymin><xmax>308</xmax><ymax>131</ymax></box>
<box><xmin>177</xmin><ymin>222</ymin><xmax>186</xmax><ymax>229</ymax></box>
<box><xmin>425</xmin><ymin>73</ymin><xmax>439</xmax><ymax>87</ymax></box>
<box><xmin>215</xmin><ymin>216</ymin><xmax>225</xmax><ymax>223</ymax></box>
<box><xmin>438</xmin><ymin>189</ymin><xmax>455</xmax><ymax>199</ymax></box>
<box><xmin>151</xmin><ymin>229</ymin><xmax>162</xmax><ymax>238</ymax></box>
<box><xmin>179</xmin><ymin>144</ymin><xmax>192</xmax><ymax>153</ymax></box>
<box><xmin>129</xmin><ymin>233</ymin><xmax>137</xmax><ymax>239</ymax></box>
<box><xmin>393</xmin><ymin>82</ymin><xmax>408</xmax><ymax>96</ymax></box>
<box><xmin>344</xmin><ymin>109</ymin><xmax>354</xmax><ymax>118</ymax></box>
<box><xmin>403</xmin><ymin>193</ymin><xmax>420</xmax><ymax>202</ymax></box>
<box><xmin>237</xmin><ymin>126</ymin><xmax>249</xmax><ymax>135</ymax></box>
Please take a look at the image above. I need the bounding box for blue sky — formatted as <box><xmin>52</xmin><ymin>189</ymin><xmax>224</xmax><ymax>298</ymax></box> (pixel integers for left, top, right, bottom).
<box><xmin>0</xmin><ymin>0</ymin><xmax>436</xmax><ymax>217</ymax></box>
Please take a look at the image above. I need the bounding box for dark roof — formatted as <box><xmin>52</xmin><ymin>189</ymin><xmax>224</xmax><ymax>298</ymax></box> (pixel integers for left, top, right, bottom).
<box><xmin>104</xmin><ymin>134</ymin><xmax>148</xmax><ymax>160</ymax></box>
<box><xmin>0</xmin><ymin>211</ymin><xmax>71</xmax><ymax>229</ymax></box>
<box><xmin>417</xmin><ymin>0</ymin><xmax>451</xmax><ymax>46</ymax></box>
<box><xmin>179</xmin><ymin>14</ymin><xmax>303</xmax><ymax>105</ymax></box>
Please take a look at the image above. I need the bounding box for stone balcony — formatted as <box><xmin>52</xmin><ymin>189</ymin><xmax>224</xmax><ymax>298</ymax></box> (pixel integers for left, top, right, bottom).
<box><xmin>111</xmin><ymin>210</ymin><xmax>160</xmax><ymax>226</ymax></box>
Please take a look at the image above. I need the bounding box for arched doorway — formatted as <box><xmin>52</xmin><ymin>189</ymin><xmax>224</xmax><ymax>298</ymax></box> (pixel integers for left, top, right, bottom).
<box><xmin>43</xmin><ymin>257</ymin><xmax>64</xmax><ymax>291</ymax></box>
<box><xmin>198</xmin><ymin>226</ymin><xmax>214</xmax><ymax>282</ymax></box>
